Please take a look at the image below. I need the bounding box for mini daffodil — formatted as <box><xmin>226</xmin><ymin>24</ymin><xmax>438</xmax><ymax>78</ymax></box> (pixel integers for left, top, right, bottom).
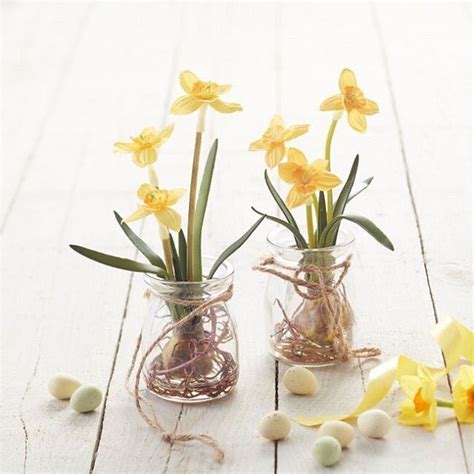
<box><xmin>113</xmin><ymin>124</ymin><xmax>174</xmax><ymax>168</ymax></box>
<box><xmin>249</xmin><ymin>115</ymin><xmax>310</xmax><ymax>168</ymax></box>
<box><xmin>124</xmin><ymin>184</ymin><xmax>186</xmax><ymax>232</ymax></box>
<box><xmin>278</xmin><ymin>148</ymin><xmax>341</xmax><ymax>208</ymax></box>
<box><xmin>399</xmin><ymin>365</ymin><xmax>437</xmax><ymax>431</ymax></box>
<box><xmin>170</xmin><ymin>70</ymin><xmax>242</xmax><ymax>115</ymax></box>
<box><xmin>453</xmin><ymin>365</ymin><xmax>474</xmax><ymax>423</ymax></box>
<box><xmin>320</xmin><ymin>68</ymin><xmax>379</xmax><ymax>133</ymax></box>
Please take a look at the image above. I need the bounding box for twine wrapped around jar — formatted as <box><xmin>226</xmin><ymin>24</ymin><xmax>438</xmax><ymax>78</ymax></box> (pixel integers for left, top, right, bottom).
<box><xmin>254</xmin><ymin>256</ymin><xmax>381</xmax><ymax>363</ymax></box>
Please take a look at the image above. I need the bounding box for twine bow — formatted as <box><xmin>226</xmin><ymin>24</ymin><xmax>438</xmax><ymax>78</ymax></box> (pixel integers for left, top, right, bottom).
<box><xmin>126</xmin><ymin>285</ymin><xmax>234</xmax><ymax>463</ymax></box>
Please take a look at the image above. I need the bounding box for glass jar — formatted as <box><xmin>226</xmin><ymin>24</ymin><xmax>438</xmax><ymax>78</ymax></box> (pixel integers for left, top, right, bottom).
<box><xmin>264</xmin><ymin>228</ymin><xmax>355</xmax><ymax>367</ymax></box>
<box><xmin>142</xmin><ymin>257</ymin><xmax>238</xmax><ymax>403</ymax></box>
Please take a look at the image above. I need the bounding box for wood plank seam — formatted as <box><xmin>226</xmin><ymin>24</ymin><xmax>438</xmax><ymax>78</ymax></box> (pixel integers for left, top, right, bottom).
<box><xmin>370</xmin><ymin>3</ymin><xmax>471</xmax><ymax>473</ymax></box>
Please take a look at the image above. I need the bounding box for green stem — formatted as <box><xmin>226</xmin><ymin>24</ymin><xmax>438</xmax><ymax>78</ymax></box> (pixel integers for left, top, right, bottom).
<box><xmin>306</xmin><ymin>203</ymin><xmax>315</xmax><ymax>248</ymax></box>
<box><xmin>324</xmin><ymin>118</ymin><xmax>338</xmax><ymax>222</ymax></box>
<box><xmin>312</xmin><ymin>193</ymin><xmax>319</xmax><ymax>248</ymax></box>
<box><xmin>436</xmin><ymin>399</ymin><xmax>454</xmax><ymax>408</ymax></box>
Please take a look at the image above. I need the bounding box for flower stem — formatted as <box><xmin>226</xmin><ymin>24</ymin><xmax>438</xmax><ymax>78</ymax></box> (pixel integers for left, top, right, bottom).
<box><xmin>436</xmin><ymin>399</ymin><xmax>454</xmax><ymax>408</ymax></box>
<box><xmin>306</xmin><ymin>203</ymin><xmax>315</xmax><ymax>248</ymax></box>
<box><xmin>187</xmin><ymin>104</ymin><xmax>207</xmax><ymax>281</ymax></box>
<box><xmin>312</xmin><ymin>193</ymin><xmax>319</xmax><ymax>248</ymax></box>
<box><xmin>324</xmin><ymin>117</ymin><xmax>339</xmax><ymax>222</ymax></box>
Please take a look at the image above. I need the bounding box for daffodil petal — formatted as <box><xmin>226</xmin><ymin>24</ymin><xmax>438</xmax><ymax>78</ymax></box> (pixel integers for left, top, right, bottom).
<box><xmin>155</xmin><ymin>123</ymin><xmax>175</xmax><ymax>143</ymax></box>
<box><xmin>339</xmin><ymin>68</ymin><xmax>357</xmax><ymax>91</ymax></box>
<box><xmin>348</xmin><ymin>109</ymin><xmax>367</xmax><ymax>133</ymax></box>
<box><xmin>114</xmin><ymin>142</ymin><xmax>140</xmax><ymax>153</ymax></box>
<box><xmin>315</xmin><ymin>172</ymin><xmax>342</xmax><ymax>191</ymax></box>
<box><xmin>249</xmin><ymin>139</ymin><xmax>267</xmax><ymax>151</ymax></box>
<box><xmin>320</xmin><ymin>95</ymin><xmax>344</xmax><ymax>111</ymax></box>
<box><xmin>132</xmin><ymin>149</ymin><xmax>157</xmax><ymax>167</ymax></box>
<box><xmin>360</xmin><ymin>98</ymin><xmax>379</xmax><ymax>115</ymax></box>
<box><xmin>170</xmin><ymin>95</ymin><xmax>202</xmax><ymax>115</ymax></box>
<box><xmin>287</xmin><ymin>147</ymin><xmax>307</xmax><ymax>165</ymax></box>
<box><xmin>282</xmin><ymin>124</ymin><xmax>310</xmax><ymax>141</ymax></box>
<box><xmin>124</xmin><ymin>207</ymin><xmax>153</xmax><ymax>224</ymax></box>
<box><xmin>286</xmin><ymin>186</ymin><xmax>310</xmax><ymax>209</ymax></box>
<box><xmin>400</xmin><ymin>375</ymin><xmax>423</xmax><ymax>399</ymax></box>
<box><xmin>217</xmin><ymin>84</ymin><xmax>232</xmax><ymax>94</ymax></box>
<box><xmin>137</xmin><ymin>183</ymin><xmax>156</xmax><ymax>200</ymax></box>
<box><xmin>265</xmin><ymin>143</ymin><xmax>285</xmax><ymax>168</ymax></box>
<box><xmin>310</xmin><ymin>159</ymin><xmax>329</xmax><ymax>172</ymax></box>
<box><xmin>155</xmin><ymin>207</ymin><xmax>181</xmax><ymax>232</ymax></box>
<box><xmin>210</xmin><ymin>99</ymin><xmax>243</xmax><ymax>113</ymax></box>
<box><xmin>166</xmin><ymin>188</ymin><xmax>187</xmax><ymax>206</ymax></box>
<box><xmin>279</xmin><ymin>162</ymin><xmax>302</xmax><ymax>184</ymax></box>
<box><xmin>179</xmin><ymin>70</ymin><xmax>200</xmax><ymax>94</ymax></box>
<box><xmin>270</xmin><ymin>114</ymin><xmax>284</xmax><ymax>128</ymax></box>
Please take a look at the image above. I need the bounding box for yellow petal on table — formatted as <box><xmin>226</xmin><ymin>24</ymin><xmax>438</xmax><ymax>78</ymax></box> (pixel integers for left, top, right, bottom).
<box><xmin>124</xmin><ymin>207</ymin><xmax>153</xmax><ymax>224</ymax></box>
<box><xmin>165</xmin><ymin>188</ymin><xmax>187</xmax><ymax>206</ymax></box>
<box><xmin>170</xmin><ymin>95</ymin><xmax>202</xmax><ymax>115</ymax></box>
<box><xmin>210</xmin><ymin>98</ymin><xmax>243</xmax><ymax>113</ymax></box>
<box><xmin>359</xmin><ymin>99</ymin><xmax>379</xmax><ymax>116</ymax></box>
<box><xmin>348</xmin><ymin>109</ymin><xmax>367</xmax><ymax>133</ymax></box>
<box><xmin>339</xmin><ymin>68</ymin><xmax>357</xmax><ymax>91</ymax></box>
<box><xmin>287</xmin><ymin>147</ymin><xmax>308</xmax><ymax>166</ymax></box>
<box><xmin>282</xmin><ymin>124</ymin><xmax>310</xmax><ymax>141</ymax></box>
<box><xmin>320</xmin><ymin>94</ymin><xmax>344</xmax><ymax>111</ymax></box>
<box><xmin>179</xmin><ymin>70</ymin><xmax>200</xmax><ymax>94</ymax></box>
<box><xmin>132</xmin><ymin>148</ymin><xmax>157</xmax><ymax>168</ymax></box>
<box><xmin>155</xmin><ymin>207</ymin><xmax>182</xmax><ymax>232</ymax></box>
<box><xmin>265</xmin><ymin>143</ymin><xmax>286</xmax><ymax>168</ymax></box>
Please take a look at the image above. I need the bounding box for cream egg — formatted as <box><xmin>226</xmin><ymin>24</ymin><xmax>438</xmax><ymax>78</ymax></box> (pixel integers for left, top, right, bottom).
<box><xmin>319</xmin><ymin>420</ymin><xmax>354</xmax><ymax>447</ymax></box>
<box><xmin>357</xmin><ymin>409</ymin><xmax>392</xmax><ymax>438</ymax></box>
<box><xmin>282</xmin><ymin>366</ymin><xmax>319</xmax><ymax>395</ymax></box>
<box><xmin>258</xmin><ymin>411</ymin><xmax>292</xmax><ymax>440</ymax></box>
<box><xmin>69</xmin><ymin>384</ymin><xmax>103</xmax><ymax>413</ymax></box>
<box><xmin>47</xmin><ymin>373</ymin><xmax>81</xmax><ymax>400</ymax></box>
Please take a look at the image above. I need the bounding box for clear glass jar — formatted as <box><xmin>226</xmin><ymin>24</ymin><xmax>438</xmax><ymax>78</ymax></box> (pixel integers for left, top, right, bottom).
<box><xmin>264</xmin><ymin>228</ymin><xmax>355</xmax><ymax>367</ymax></box>
<box><xmin>142</xmin><ymin>257</ymin><xmax>238</xmax><ymax>403</ymax></box>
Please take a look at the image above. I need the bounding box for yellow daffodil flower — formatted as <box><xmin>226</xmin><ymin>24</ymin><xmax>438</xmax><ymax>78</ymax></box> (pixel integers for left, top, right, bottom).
<box><xmin>113</xmin><ymin>124</ymin><xmax>174</xmax><ymax>168</ymax></box>
<box><xmin>170</xmin><ymin>70</ymin><xmax>242</xmax><ymax>115</ymax></box>
<box><xmin>249</xmin><ymin>115</ymin><xmax>310</xmax><ymax>169</ymax></box>
<box><xmin>320</xmin><ymin>68</ymin><xmax>379</xmax><ymax>133</ymax></box>
<box><xmin>453</xmin><ymin>365</ymin><xmax>474</xmax><ymax>423</ymax></box>
<box><xmin>399</xmin><ymin>365</ymin><xmax>437</xmax><ymax>430</ymax></box>
<box><xmin>124</xmin><ymin>184</ymin><xmax>186</xmax><ymax>232</ymax></box>
<box><xmin>278</xmin><ymin>148</ymin><xmax>341</xmax><ymax>208</ymax></box>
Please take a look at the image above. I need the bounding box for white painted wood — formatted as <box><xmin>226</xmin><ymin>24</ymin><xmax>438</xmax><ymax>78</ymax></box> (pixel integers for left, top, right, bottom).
<box><xmin>1</xmin><ymin>2</ymin><xmax>471</xmax><ymax>473</ymax></box>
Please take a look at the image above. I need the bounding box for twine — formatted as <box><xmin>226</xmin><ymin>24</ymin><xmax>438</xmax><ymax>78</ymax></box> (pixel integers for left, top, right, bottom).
<box><xmin>253</xmin><ymin>256</ymin><xmax>380</xmax><ymax>363</ymax></box>
<box><xmin>126</xmin><ymin>285</ymin><xmax>234</xmax><ymax>463</ymax></box>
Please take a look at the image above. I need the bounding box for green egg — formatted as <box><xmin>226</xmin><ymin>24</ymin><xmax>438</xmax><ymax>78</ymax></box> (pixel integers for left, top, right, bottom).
<box><xmin>69</xmin><ymin>384</ymin><xmax>102</xmax><ymax>413</ymax></box>
<box><xmin>312</xmin><ymin>436</ymin><xmax>342</xmax><ymax>467</ymax></box>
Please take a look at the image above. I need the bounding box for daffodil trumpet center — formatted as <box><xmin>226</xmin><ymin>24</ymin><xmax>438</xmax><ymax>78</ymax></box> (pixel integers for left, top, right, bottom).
<box><xmin>467</xmin><ymin>387</ymin><xmax>474</xmax><ymax>409</ymax></box>
<box><xmin>343</xmin><ymin>86</ymin><xmax>366</xmax><ymax>111</ymax></box>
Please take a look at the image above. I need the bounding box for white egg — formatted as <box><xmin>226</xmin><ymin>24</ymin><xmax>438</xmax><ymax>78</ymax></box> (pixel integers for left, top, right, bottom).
<box><xmin>319</xmin><ymin>420</ymin><xmax>354</xmax><ymax>447</ymax></box>
<box><xmin>258</xmin><ymin>411</ymin><xmax>292</xmax><ymax>440</ymax></box>
<box><xmin>69</xmin><ymin>384</ymin><xmax>103</xmax><ymax>413</ymax></box>
<box><xmin>357</xmin><ymin>409</ymin><xmax>392</xmax><ymax>438</ymax></box>
<box><xmin>282</xmin><ymin>366</ymin><xmax>319</xmax><ymax>395</ymax></box>
<box><xmin>312</xmin><ymin>436</ymin><xmax>342</xmax><ymax>467</ymax></box>
<box><xmin>47</xmin><ymin>373</ymin><xmax>81</xmax><ymax>400</ymax></box>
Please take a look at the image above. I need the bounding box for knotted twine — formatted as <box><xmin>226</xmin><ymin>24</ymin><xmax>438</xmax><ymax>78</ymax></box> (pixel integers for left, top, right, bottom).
<box><xmin>253</xmin><ymin>256</ymin><xmax>380</xmax><ymax>362</ymax></box>
<box><xmin>126</xmin><ymin>285</ymin><xmax>234</xmax><ymax>463</ymax></box>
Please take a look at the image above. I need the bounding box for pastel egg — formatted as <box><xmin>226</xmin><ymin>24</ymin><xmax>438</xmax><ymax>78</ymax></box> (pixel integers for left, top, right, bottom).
<box><xmin>319</xmin><ymin>420</ymin><xmax>354</xmax><ymax>447</ymax></box>
<box><xmin>357</xmin><ymin>409</ymin><xmax>392</xmax><ymax>438</ymax></box>
<box><xmin>47</xmin><ymin>373</ymin><xmax>81</xmax><ymax>400</ymax></box>
<box><xmin>282</xmin><ymin>366</ymin><xmax>319</xmax><ymax>395</ymax></box>
<box><xmin>70</xmin><ymin>384</ymin><xmax>103</xmax><ymax>413</ymax></box>
<box><xmin>312</xmin><ymin>436</ymin><xmax>342</xmax><ymax>467</ymax></box>
<box><xmin>258</xmin><ymin>411</ymin><xmax>292</xmax><ymax>440</ymax></box>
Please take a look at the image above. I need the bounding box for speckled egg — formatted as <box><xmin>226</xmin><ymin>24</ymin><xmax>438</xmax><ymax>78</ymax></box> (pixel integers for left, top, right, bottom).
<box><xmin>258</xmin><ymin>411</ymin><xmax>292</xmax><ymax>440</ymax></box>
<box><xmin>319</xmin><ymin>420</ymin><xmax>354</xmax><ymax>447</ymax></box>
<box><xmin>312</xmin><ymin>436</ymin><xmax>342</xmax><ymax>467</ymax></box>
<box><xmin>69</xmin><ymin>384</ymin><xmax>103</xmax><ymax>413</ymax></box>
<box><xmin>47</xmin><ymin>373</ymin><xmax>81</xmax><ymax>400</ymax></box>
<box><xmin>282</xmin><ymin>366</ymin><xmax>319</xmax><ymax>395</ymax></box>
<box><xmin>357</xmin><ymin>409</ymin><xmax>392</xmax><ymax>438</ymax></box>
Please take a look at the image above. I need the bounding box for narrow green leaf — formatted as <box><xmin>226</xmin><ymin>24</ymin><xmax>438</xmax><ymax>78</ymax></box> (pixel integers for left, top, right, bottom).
<box><xmin>208</xmin><ymin>216</ymin><xmax>265</xmax><ymax>279</ymax></box>
<box><xmin>178</xmin><ymin>230</ymin><xmax>187</xmax><ymax>279</ymax></box>
<box><xmin>192</xmin><ymin>139</ymin><xmax>219</xmax><ymax>281</ymax></box>
<box><xmin>70</xmin><ymin>245</ymin><xmax>168</xmax><ymax>277</ymax></box>
<box><xmin>317</xmin><ymin>191</ymin><xmax>327</xmax><ymax>244</ymax></box>
<box><xmin>251</xmin><ymin>207</ymin><xmax>307</xmax><ymax>249</ymax></box>
<box><xmin>347</xmin><ymin>177</ymin><xmax>374</xmax><ymax>203</ymax></box>
<box><xmin>264</xmin><ymin>170</ymin><xmax>300</xmax><ymax>232</ymax></box>
<box><xmin>319</xmin><ymin>214</ymin><xmax>394</xmax><ymax>251</ymax></box>
<box><xmin>113</xmin><ymin>211</ymin><xmax>166</xmax><ymax>270</ymax></box>
<box><xmin>169</xmin><ymin>234</ymin><xmax>183</xmax><ymax>281</ymax></box>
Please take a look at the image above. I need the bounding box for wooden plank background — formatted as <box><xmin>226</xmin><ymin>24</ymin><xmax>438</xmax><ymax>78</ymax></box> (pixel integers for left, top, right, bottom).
<box><xmin>1</xmin><ymin>1</ymin><xmax>472</xmax><ymax>473</ymax></box>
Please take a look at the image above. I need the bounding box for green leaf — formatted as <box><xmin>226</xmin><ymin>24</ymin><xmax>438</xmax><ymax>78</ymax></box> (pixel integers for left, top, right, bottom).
<box><xmin>192</xmin><ymin>139</ymin><xmax>219</xmax><ymax>281</ymax></box>
<box><xmin>264</xmin><ymin>170</ymin><xmax>300</xmax><ymax>233</ymax></box>
<box><xmin>178</xmin><ymin>230</ymin><xmax>187</xmax><ymax>279</ymax></box>
<box><xmin>251</xmin><ymin>207</ymin><xmax>307</xmax><ymax>249</ymax></box>
<box><xmin>70</xmin><ymin>245</ymin><xmax>168</xmax><ymax>277</ymax></box>
<box><xmin>347</xmin><ymin>177</ymin><xmax>374</xmax><ymax>203</ymax></box>
<box><xmin>113</xmin><ymin>211</ymin><xmax>166</xmax><ymax>270</ymax></box>
<box><xmin>169</xmin><ymin>234</ymin><xmax>183</xmax><ymax>281</ymax></box>
<box><xmin>319</xmin><ymin>214</ymin><xmax>394</xmax><ymax>251</ymax></box>
<box><xmin>208</xmin><ymin>216</ymin><xmax>265</xmax><ymax>279</ymax></box>
<box><xmin>317</xmin><ymin>191</ymin><xmax>327</xmax><ymax>244</ymax></box>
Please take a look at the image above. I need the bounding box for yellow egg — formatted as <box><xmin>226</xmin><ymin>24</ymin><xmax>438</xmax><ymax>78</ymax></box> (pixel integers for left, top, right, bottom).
<box><xmin>69</xmin><ymin>384</ymin><xmax>103</xmax><ymax>413</ymax></box>
<box><xmin>258</xmin><ymin>411</ymin><xmax>292</xmax><ymax>440</ymax></box>
<box><xmin>283</xmin><ymin>366</ymin><xmax>319</xmax><ymax>395</ymax></box>
<box><xmin>47</xmin><ymin>373</ymin><xmax>81</xmax><ymax>400</ymax></box>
